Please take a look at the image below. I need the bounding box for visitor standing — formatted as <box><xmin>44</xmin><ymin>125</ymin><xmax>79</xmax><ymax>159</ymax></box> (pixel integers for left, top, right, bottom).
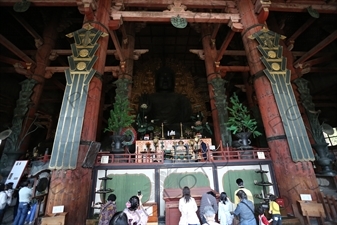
<box><xmin>218</xmin><ymin>192</ymin><xmax>234</xmax><ymax>225</ymax></box>
<box><xmin>200</xmin><ymin>191</ymin><xmax>218</xmax><ymax>224</ymax></box>
<box><xmin>0</xmin><ymin>183</ymin><xmax>7</xmax><ymax>224</ymax></box>
<box><xmin>269</xmin><ymin>195</ymin><xmax>282</xmax><ymax>225</ymax></box>
<box><xmin>233</xmin><ymin>178</ymin><xmax>254</xmax><ymax>206</ymax></box>
<box><xmin>123</xmin><ymin>195</ymin><xmax>148</xmax><ymax>225</ymax></box>
<box><xmin>178</xmin><ymin>186</ymin><xmax>200</xmax><ymax>225</ymax></box>
<box><xmin>98</xmin><ymin>194</ymin><xmax>117</xmax><ymax>225</ymax></box>
<box><xmin>200</xmin><ymin>140</ymin><xmax>208</xmax><ymax>160</ymax></box>
<box><xmin>233</xmin><ymin>190</ymin><xmax>256</xmax><ymax>225</ymax></box>
<box><xmin>13</xmin><ymin>181</ymin><xmax>32</xmax><ymax>225</ymax></box>
<box><xmin>202</xmin><ymin>206</ymin><xmax>220</xmax><ymax>225</ymax></box>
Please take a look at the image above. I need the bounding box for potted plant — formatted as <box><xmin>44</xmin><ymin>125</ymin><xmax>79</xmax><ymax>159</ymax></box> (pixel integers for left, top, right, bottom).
<box><xmin>104</xmin><ymin>79</ymin><xmax>135</xmax><ymax>153</ymax></box>
<box><xmin>226</xmin><ymin>93</ymin><xmax>262</xmax><ymax>147</ymax></box>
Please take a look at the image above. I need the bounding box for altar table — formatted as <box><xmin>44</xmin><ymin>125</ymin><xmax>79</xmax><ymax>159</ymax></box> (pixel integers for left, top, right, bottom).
<box><xmin>135</xmin><ymin>138</ymin><xmax>212</xmax><ymax>162</ymax></box>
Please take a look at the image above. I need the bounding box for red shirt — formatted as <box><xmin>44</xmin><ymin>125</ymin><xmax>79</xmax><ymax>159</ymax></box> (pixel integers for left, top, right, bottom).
<box><xmin>259</xmin><ymin>214</ymin><xmax>270</xmax><ymax>225</ymax></box>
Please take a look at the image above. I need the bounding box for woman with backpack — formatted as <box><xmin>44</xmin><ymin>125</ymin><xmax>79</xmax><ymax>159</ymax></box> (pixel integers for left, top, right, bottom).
<box><xmin>232</xmin><ymin>190</ymin><xmax>256</xmax><ymax>225</ymax></box>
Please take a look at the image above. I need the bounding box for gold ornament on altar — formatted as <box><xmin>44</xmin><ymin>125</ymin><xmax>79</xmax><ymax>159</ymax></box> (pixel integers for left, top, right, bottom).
<box><xmin>153</xmin><ymin>136</ymin><xmax>159</xmax><ymax>147</ymax></box>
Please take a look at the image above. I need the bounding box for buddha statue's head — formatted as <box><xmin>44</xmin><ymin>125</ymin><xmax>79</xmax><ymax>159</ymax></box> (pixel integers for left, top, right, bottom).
<box><xmin>155</xmin><ymin>67</ymin><xmax>175</xmax><ymax>93</ymax></box>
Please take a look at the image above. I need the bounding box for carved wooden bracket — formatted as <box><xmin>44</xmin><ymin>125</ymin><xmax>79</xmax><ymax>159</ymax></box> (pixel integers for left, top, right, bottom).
<box><xmin>13</xmin><ymin>62</ymin><xmax>33</xmax><ymax>77</ymax></box>
<box><xmin>133</xmin><ymin>50</ymin><xmax>149</xmax><ymax>60</ymax></box>
<box><xmin>79</xmin><ymin>0</ymin><xmax>97</xmax><ymax>21</ymax></box>
<box><xmin>254</xmin><ymin>0</ymin><xmax>271</xmax><ymax>14</ymax></box>
<box><xmin>189</xmin><ymin>49</ymin><xmax>205</xmax><ymax>60</ymax></box>
<box><xmin>228</xmin><ymin>18</ymin><xmax>243</xmax><ymax>32</ymax></box>
<box><xmin>254</xmin><ymin>0</ymin><xmax>271</xmax><ymax>23</ymax></box>
<box><xmin>165</xmin><ymin>0</ymin><xmax>188</xmax><ymax>13</ymax></box>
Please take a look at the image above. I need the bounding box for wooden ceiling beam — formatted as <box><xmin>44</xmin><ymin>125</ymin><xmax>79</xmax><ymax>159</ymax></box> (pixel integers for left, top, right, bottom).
<box><xmin>45</xmin><ymin>66</ymin><xmax>120</xmax><ymax>73</ymax></box>
<box><xmin>50</xmin><ymin>77</ymin><xmax>65</xmax><ymax>91</ymax></box>
<box><xmin>302</xmin><ymin>53</ymin><xmax>336</xmax><ymax>68</ymax></box>
<box><xmin>0</xmin><ymin>34</ymin><xmax>35</xmax><ymax>64</ymax></box>
<box><xmin>294</xmin><ymin>30</ymin><xmax>337</xmax><ymax>68</ymax></box>
<box><xmin>219</xmin><ymin>66</ymin><xmax>250</xmax><ymax>74</ymax></box>
<box><xmin>0</xmin><ymin>1</ymin><xmax>335</xmax><ymax>13</ymax></box>
<box><xmin>8</xmin><ymin>10</ymin><xmax>43</xmax><ymax>48</ymax></box>
<box><xmin>0</xmin><ymin>0</ymin><xmax>77</xmax><ymax>7</ymax></box>
<box><xmin>216</xmin><ymin>30</ymin><xmax>236</xmax><ymax>62</ymax></box>
<box><xmin>111</xmin><ymin>0</ymin><xmax>231</xmax><ymax>9</ymax></box>
<box><xmin>307</xmin><ymin>67</ymin><xmax>337</xmax><ymax>73</ymax></box>
<box><xmin>23</xmin><ymin>49</ymin><xmax>311</xmax><ymax>57</ymax></box>
<box><xmin>0</xmin><ymin>55</ymin><xmax>26</xmax><ymax>67</ymax></box>
<box><xmin>108</xmin><ymin>30</ymin><xmax>125</xmax><ymax>63</ymax></box>
<box><xmin>0</xmin><ymin>0</ymin><xmax>233</xmax><ymax>8</ymax></box>
<box><xmin>269</xmin><ymin>3</ymin><xmax>337</xmax><ymax>13</ymax></box>
<box><xmin>22</xmin><ymin>49</ymin><xmax>119</xmax><ymax>56</ymax></box>
<box><xmin>111</xmin><ymin>11</ymin><xmax>240</xmax><ymax>23</ymax></box>
<box><xmin>286</xmin><ymin>17</ymin><xmax>316</xmax><ymax>50</ymax></box>
<box><xmin>0</xmin><ymin>66</ymin><xmax>120</xmax><ymax>74</ymax></box>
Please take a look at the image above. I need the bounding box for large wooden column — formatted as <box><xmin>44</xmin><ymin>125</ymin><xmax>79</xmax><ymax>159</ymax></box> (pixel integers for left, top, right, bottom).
<box><xmin>200</xmin><ymin>24</ymin><xmax>222</xmax><ymax>146</ymax></box>
<box><xmin>19</xmin><ymin>15</ymin><xmax>59</xmax><ymax>152</ymax></box>
<box><xmin>120</xmin><ymin>23</ymin><xmax>135</xmax><ymax>95</ymax></box>
<box><xmin>237</xmin><ymin>0</ymin><xmax>319</xmax><ymax>214</ymax></box>
<box><xmin>45</xmin><ymin>1</ymin><xmax>110</xmax><ymax>224</ymax></box>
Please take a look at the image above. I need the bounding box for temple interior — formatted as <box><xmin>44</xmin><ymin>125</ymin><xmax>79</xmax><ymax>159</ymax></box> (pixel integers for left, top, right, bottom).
<box><xmin>0</xmin><ymin>1</ymin><xmax>337</xmax><ymax>225</ymax></box>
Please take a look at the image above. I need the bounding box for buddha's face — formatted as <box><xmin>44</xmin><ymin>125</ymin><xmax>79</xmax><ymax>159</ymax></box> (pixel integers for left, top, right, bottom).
<box><xmin>156</xmin><ymin>69</ymin><xmax>175</xmax><ymax>92</ymax></box>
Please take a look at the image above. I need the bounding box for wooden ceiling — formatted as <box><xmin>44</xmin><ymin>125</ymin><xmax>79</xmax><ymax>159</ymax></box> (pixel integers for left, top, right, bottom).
<box><xmin>0</xmin><ymin>0</ymin><xmax>336</xmax><ymax>144</ymax></box>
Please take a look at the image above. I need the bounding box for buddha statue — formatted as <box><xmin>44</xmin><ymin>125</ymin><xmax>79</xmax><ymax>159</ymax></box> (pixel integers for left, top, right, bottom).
<box><xmin>138</xmin><ymin>67</ymin><xmax>193</xmax><ymax>135</ymax></box>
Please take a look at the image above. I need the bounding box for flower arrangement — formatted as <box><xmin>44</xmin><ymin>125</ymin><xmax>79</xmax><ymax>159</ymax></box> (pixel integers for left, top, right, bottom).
<box><xmin>184</xmin><ymin>127</ymin><xmax>193</xmax><ymax>138</ymax></box>
<box><xmin>145</xmin><ymin>142</ymin><xmax>151</xmax><ymax>148</ymax></box>
<box><xmin>190</xmin><ymin>111</ymin><xmax>213</xmax><ymax>136</ymax></box>
<box><xmin>136</xmin><ymin>103</ymin><xmax>154</xmax><ymax>137</ymax></box>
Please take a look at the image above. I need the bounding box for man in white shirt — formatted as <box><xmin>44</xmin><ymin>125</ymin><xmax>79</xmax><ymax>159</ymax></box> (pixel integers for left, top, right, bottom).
<box><xmin>13</xmin><ymin>181</ymin><xmax>33</xmax><ymax>225</ymax></box>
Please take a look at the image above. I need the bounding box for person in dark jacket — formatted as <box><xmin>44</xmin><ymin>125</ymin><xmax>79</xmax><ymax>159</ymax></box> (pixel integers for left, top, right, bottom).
<box><xmin>199</xmin><ymin>191</ymin><xmax>218</xmax><ymax>224</ymax></box>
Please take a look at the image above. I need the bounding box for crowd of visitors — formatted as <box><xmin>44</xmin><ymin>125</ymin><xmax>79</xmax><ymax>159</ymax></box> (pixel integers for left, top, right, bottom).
<box><xmin>0</xmin><ymin>177</ymin><xmax>282</xmax><ymax>225</ymax></box>
<box><xmin>176</xmin><ymin>178</ymin><xmax>281</xmax><ymax>225</ymax></box>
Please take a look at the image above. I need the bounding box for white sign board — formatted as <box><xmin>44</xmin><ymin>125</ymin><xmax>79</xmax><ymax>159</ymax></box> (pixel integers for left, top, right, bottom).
<box><xmin>257</xmin><ymin>152</ymin><xmax>266</xmax><ymax>159</ymax></box>
<box><xmin>300</xmin><ymin>194</ymin><xmax>312</xmax><ymax>201</ymax></box>
<box><xmin>52</xmin><ymin>205</ymin><xmax>64</xmax><ymax>213</ymax></box>
<box><xmin>6</xmin><ymin>160</ymin><xmax>29</xmax><ymax>189</ymax></box>
<box><xmin>100</xmin><ymin>156</ymin><xmax>109</xmax><ymax>164</ymax></box>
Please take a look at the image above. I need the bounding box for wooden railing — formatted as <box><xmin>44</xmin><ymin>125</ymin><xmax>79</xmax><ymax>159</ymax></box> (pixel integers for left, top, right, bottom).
<box><xmin>318</xmin><ymin>191</ymin><xmax>337</xmax><ymax>222</ymax></box>
<box><xmin>94</xmin><ymin>145</ymin><xmax>271</xmax><ymax>166</ymax></box>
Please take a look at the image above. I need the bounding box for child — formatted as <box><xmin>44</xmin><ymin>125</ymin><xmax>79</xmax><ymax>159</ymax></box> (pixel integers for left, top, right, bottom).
<box><xmin>269</xmin><ymin>195</ymin><xmax>282</xmax><ymax>225</ymax></box>
<box><xmin>257</xmin><ymin>205</ymin><xmax>272</xmax><ymax>225</ymax></box>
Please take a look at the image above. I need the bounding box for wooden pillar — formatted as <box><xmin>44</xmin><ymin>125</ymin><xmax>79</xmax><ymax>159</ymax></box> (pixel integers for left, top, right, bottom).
<box><xmin>19</xmin><ymin>15</ymin><xmax>59</xmax><ymax>152</ymax></box>
<box><xmin>120</xmin><ymin>23</ymin><xmax>135</xmax><ymax>96</ymax></box>
<box><xmin>201</xmin><ymin>24</ymin><xmax>222</xmax><ymax>146</ymax></box>
<box><xmin>45</xmin><ymin>1</ymin><xmax>110</xmax><ymax>224</ymax></box>
<box><xmin>237</xmin><ymin>0</ymin><xmax>319</xmax><ymax>214</ymax></box>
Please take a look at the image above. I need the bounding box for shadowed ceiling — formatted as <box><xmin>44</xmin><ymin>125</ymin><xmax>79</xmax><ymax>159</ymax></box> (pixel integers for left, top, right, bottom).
<box><xmin>0</xmin><ymin>0</ymin><xmax>336</xmax><ymax>149</ymax></box>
